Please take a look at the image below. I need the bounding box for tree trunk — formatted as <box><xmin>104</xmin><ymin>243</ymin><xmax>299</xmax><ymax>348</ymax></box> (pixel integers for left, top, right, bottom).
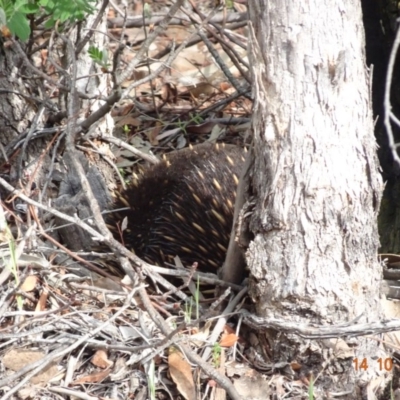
<box><xmin>245</xmin><ymin>0</ymin><xmax>386</xmax><ymax>395</ymax></box>
<box><xmin>0</xmin><ymin>45</ymin><xmax>42</xmax><ymax>185</ymax></box>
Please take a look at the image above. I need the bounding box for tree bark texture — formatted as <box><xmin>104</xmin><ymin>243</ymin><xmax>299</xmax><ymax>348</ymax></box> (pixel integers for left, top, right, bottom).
<box><xmin>247</xmin><ymin>0</ymin><xmax>385</xmax><ymax>392</ymax></box>
<box><xmin>0</xmin><ymin>44</ymin><xmax>43</xmax><ymax>187</ymax></box>
<box><xmin>0</xmin><ymin>47</ymin><xmax>36</xmax><ymax>147</ymax></box>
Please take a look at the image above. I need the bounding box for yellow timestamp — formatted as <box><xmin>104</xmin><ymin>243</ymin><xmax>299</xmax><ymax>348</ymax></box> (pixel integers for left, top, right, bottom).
<box><xmin>353</xmin><ymin>358</ymin><xmax>393</xmax><ymax>371</ymax></box>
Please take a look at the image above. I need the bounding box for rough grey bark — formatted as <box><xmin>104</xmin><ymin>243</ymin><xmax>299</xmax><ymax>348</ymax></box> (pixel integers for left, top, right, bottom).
<box><xmin>0</xmin><ymin>45</ymin><xmax>44</xmax><ymax>187</ymax></box>
<box><xmin>245</xmin><ymin>0</ymin><xmax>386</xmax><ymax>395</ymax></box>
<box><xmin>0</xmin><ymin>49</ymin><xmax>36</xmax><ymax>145</ymax></box>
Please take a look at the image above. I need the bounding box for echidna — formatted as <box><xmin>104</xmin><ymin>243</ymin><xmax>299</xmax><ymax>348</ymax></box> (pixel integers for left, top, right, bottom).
<box><xmin>108</xmin><ymin>143</ymin><xmax>245</xmax><ymax>271</ymax></box>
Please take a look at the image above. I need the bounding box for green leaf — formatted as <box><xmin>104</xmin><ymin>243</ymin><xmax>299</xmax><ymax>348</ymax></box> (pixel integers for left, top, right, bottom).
<box><xmin>14</xmin><ymin>0</ymin><xmax>28</xmax><ymax>11</ymax></box>
<box><xmin>44</xmin><ymin>16</ymin><xmax>55</xmax><ymax>28</ymax></box>
<box><xmin>40</xmin><ymin>0</ymin><xmax>53</xmax><ymax>6</ymax></box>
<box><xmin>19</xmin><ymin>4</ymin><xmax>40</xmax><ymax>14</ymax></box>
<box><xmin>0</xmin><ymin>8</ymin><xmax>7</xmax><ymax>26</ymax></box>
<box><xmin>144</xmin><ymin>3</ymin><xmax>151</xmax><ymax>19</ymax></box>
<box><xmin>101</xmin><ymin>49</ymin><xmax>108</xmax><ymax>64</ymax></box>
<box><xmin>0</xmin><ymin>0</ymin><xmax>13</xmax><ymax>19</ymax></box>
<box><xmin>60</xmin><ymin>11</ymin><xmax>69</xmax><ymax>22</ymax></box>
<box><xmin>8</xmin><ymin>10</ymin><xmax>30</xmax><ymax>41</ymax></box>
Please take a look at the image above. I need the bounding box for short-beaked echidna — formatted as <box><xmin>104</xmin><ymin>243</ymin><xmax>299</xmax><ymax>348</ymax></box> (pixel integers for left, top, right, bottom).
<box><xmin>108</xmin><ymin>143</ymin><xmax>245</xmax><ymax>272</ymax></box>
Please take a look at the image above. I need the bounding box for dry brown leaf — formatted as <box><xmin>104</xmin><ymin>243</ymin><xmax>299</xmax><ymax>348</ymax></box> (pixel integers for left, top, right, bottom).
<box><xmin>30</xmin><ymin>364</ymin><xmax>59</xmax><ymax>385</ymax></box>
<box><xmin>122</xmin><ymin>28</ymin><xmax>146</xmax><ymax>46</ymax></box>
<box><xmin>188</xmin><ymin>82</ymin><xmax>215</xmax><ymax>98</ymax></box>
<box><xmin>233</xmin><ymin>367</ymin><xmax>272</xmax><ymax>399</ymax></box>
<box><xmin>186</xmin><ymin>121</ymin><xmax>216</xmax><ymax>135</ymax></box>
<box><xmin>166</xmin><ymin>26</ymin><xmax>190</xmax><ymax>42</ymax></box>
<box><xmin>223</xmin><ymin>325</ymin><xmax>236</xmax><ymax>334</ymax></box>
<box><xmin>220</xmin><ymin>82</ymin><xmax>231</xmax><ymax>92</ymax></box>
<box><xmin>290</xmin><ymin>361</ymin><xmax>302</xmax><ymax>371</ymax></box>
<box><xmin>108</xmin><ymin>7</ymin><xmax>115</xmax><ymax>18</ymax></box>
<box><xmin>161</xmin><ymin>83</ymin><xmax>178</xmax><ymax>103</ymax></box>
<box><xmin>35</xmin><ymin>288</ymin><xmax>48</xmax><ymax>312</ymax></box>
<box><xmin>92</xmin><ymin>349</ymin><xmax>114</xmax><ymax>369</ymax></box>
<box><xmin>189</xmin><ymin>320</ymin><xmax>211</xmax><ymax>346</ymax></box>
<box><xmin>168</xmin><ymin>347</ymin><xmax>196</xmax><ymax>400</ymax></box>
<box><xmin>20</xmin><ymin>275</ymin><xmax>38</xmax><ymax>292</ymax></box>
<box><xmin>219</xmin><ymin>333</ymin><xmax>238</xmax><ymax>348</ymax></box>
<box><xmin>322</xmin><ymin>338</ymin><xmax>354</xmax><ymax>359</ymax></box>
<box><xmin>111</xmin><ymin>104</ymin><xmax>134</xmax><ymax>117</ymax></box>
<box><xmin>18</xmin><ymin>386</ymin><xmax>40</xmax><ymax>399</ymax></box>
<box><xmin>114</xmin><ymin>115</ymin><xmax>141</xmax><ymax>127</ymax></box>
<box><xmin>92</xmin><ymin>277</ymin><xmax>124</xmax><ymax>292</ymax></box>
<box><xmin>3</xmin><ymin>349</ymin><xmax>58</xmax><ymax>384</ymax></box>
<box><xmin>3</xmin><ymin>349</ymin><xmax>44</xmax><ymax>371</ymax></box>
<box><xmin>147</xmin><ymin>123</ymin><xmax>163</xmax><ymax>144</ymax></box>
<box><xmin>72</xmin><ymin>368</ymin><xmax>111</xmax><ymax>384</ymax></box>
<box><xmin>40</xmin><ymin>49</ymin><xmax>48</xmax><ymax>66</ymax></box>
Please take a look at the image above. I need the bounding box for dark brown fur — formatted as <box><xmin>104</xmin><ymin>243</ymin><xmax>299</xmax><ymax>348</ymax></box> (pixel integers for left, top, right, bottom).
<box><xmin>108</xmin><ymin>143</ymin><xmax>245</xmax><ymax>271</ymax></box>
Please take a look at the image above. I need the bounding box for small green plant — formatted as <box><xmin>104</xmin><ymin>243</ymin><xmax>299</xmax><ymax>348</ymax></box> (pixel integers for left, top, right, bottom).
<box><xmin>175</xmin><ymin>119</ymin><xmax>188</xmax><ymax>135</ymax></box>
<box><xmin>143</xmin><ymin>2</ymin><xmax>151</xmax><ymax>19</ymax></box>
<box><xmin>184</xmin><ymin>277</ymin><xmax>201</xmax><ymax>323</ymax></box>
<box><xmin>40</xmin><ymin>0</ymin><xmax>96</xmax><ymax>28</ymax></box>
<box><xmin>184</xmin><ymin>297</ymin><xmax>193</xmax><ymax>324</ymax></box>
<box><xmin>174</xmin><ymin>113</ymin><xmax>204</xmax><ymax>135</ymax></box>
<box><xmin>188</xmin><ymin>113</ymin><xmax>203</xmax><ymax>125</ymax></box>
<box><xmin>88</xmin><ymin>46</ymin><xmax>110</xmax><ymax>70</ymax></box>
<box><xmin>147</xmin><ymin>359</ymin><xmax>156</xmax><ymax>400</ymax></box>
<box><xmin>212</xmin><ymin>343</ymin><xmax>222</xmax><ymax>368</ymax></box>
<box><xmin>308</xmin><ymin>374</ymin><xmax>314</xmax><ymax>400</ymax></box>
<box><xmin>194</xmin><ymin>276</ymin><xmax>200</xmax><ymax>320</ymax></box>
<box><xmin>122</xmin><ymin>124</ymin><xmax>130</xmax><ymax>134</ymax></box>
<box><xmin>0</xmin><ymin>220</ymin><xmax>23</xmax><ymax>310</ymax></box>
<box><xmin>226</xmin><ymin>0</ymin><xmax>234</xmax><ymax>9</ymax></box>
<box><xmin>0</xmin><ymin>0</ymin><xmax>96</xmax><ymax>41</ymax></box>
